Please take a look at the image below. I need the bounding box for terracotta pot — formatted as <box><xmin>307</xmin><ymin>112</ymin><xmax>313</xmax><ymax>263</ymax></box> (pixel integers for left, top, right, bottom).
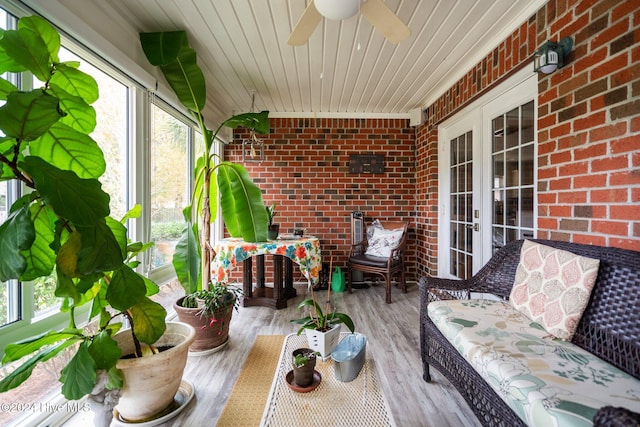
<box><xmin>114</xmin><ymin>322</ymin><xmax>195</xmax><ymax>422</ymax></box>
<box><xmin>292</xmin><ymin>348</ymin><xmax>317</xmax><ymax>387</ymax></box>
<box><xmin>173</xmin><ymin>296</ymin><xmax>234</xmax><ymax>352</ymax></box>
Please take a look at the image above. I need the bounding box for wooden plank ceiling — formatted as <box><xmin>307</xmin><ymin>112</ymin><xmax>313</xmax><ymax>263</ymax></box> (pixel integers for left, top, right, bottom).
<box><xmin>38</xmin><ymin>0</ymin><xmax>544</xmax><ymax>121</ymax></box>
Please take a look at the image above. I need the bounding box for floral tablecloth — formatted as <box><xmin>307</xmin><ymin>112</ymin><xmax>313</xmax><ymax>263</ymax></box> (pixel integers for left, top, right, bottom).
<box><xmin>212</xmin><ymin>236</ymin><xmax>322</xmax><ymax>286</ymax></box>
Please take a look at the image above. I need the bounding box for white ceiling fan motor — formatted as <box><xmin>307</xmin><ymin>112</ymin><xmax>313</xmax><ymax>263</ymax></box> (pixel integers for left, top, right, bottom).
<box><xmin>288</xmin><ymin>0</ymin><xmax>411</xmax><ymax>46</ymax></box>
<box><xmin>314</xmin><ymin>0</ymin><xmax>360</xmax><ymax>20</ymax></box>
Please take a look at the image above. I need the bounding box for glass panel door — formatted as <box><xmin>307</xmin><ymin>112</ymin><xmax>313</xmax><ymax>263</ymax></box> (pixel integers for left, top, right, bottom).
<box><xmin>439</xmin><ymin>68</ymin><xmax>536</xmax><ymax>277</ymax></box>
<box><xmin>490</xmin><ymin>100</ymin><xmax>535</xmax><ymax>252</ymax></box>
<box><xmin>438</xmin><ymin>109</ymin><xmax>481</xmax><ymax>280</ymax></box>
<box><xmin>449</xmin><ymin>131</ymin><xmax>474</xmax><ymax>279</ymax></box>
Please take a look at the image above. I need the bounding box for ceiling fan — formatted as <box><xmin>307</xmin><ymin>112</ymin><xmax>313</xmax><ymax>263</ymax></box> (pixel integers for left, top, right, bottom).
<box><xmin>288</xmin><ymin>0</ymin><xmax>411</xmax><ymax>46</ymax></box>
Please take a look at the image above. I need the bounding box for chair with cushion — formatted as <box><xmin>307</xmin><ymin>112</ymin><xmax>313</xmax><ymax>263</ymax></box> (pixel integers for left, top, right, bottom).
<box><xmin>347</xmin><ymin>220</ymin><xmax>408</xmax><ymax>303</ymax></box>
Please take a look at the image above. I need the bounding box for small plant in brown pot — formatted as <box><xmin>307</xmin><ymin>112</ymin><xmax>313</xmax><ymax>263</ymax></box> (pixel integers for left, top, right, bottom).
<box><xmin>291</xmin><ymin>348</ymin><xmax>319</xmax><ymax>388</ymax></box>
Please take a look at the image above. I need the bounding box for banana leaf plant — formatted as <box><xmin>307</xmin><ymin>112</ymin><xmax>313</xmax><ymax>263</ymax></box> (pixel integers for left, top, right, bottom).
<box><xmin>0</xmin><ymin>16</ymin><xmax>166</xmax><ymax>400</ymax></box>
<box><xmin>139</xmin><ymin>31</ymin><xmax>270</xmax><ymax>296</ymax></box>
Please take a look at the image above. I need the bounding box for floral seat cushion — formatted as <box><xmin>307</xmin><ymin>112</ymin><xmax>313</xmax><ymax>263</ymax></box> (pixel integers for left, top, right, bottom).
<box><xmin>428</xmin><ymin>299</ymin><xmax>640</xmax><ymax>427</ymax></box>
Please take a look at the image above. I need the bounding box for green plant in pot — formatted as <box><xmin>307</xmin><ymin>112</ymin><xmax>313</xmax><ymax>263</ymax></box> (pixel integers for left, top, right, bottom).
<box><xmin>139</xmin><ymin>31</ymin><xmax>270</xmax><ymax>351</ymax></box>
<box><xmin>0</xmin><ymin>16</ymin><xmax>194</xmax><ymax>425</ymax></box>
<box><xmin>291</xmin><ymin>348</ymin><xmax>319</xmax><ymax>388</ymax></box>
<box><xmin>290</xmin><ymin>273</ymin><xmax>355</xmax><ymax>359</ymax></box>
<box><xmin>266</xmin><ymin>203</ymin><xmax>279</xmax><ymax>240</ymax></box>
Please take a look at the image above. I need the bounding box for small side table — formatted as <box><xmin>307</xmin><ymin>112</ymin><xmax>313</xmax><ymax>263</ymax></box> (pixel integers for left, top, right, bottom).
<box><xmin>242</xmin><ymin>255</ymin><xmax>297</xmax><ymax>309</ymax></box>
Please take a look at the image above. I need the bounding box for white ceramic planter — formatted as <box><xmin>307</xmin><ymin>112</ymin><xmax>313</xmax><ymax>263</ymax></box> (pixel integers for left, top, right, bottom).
<box><xmin>113</xmin><ymin>322</ymin><xmax>196</xmax><ymax>422</ymax></box>
<box><xmin>304</xmin><ymin>324</ymin><xmax>341</xmax><ymax>359</ymax></box>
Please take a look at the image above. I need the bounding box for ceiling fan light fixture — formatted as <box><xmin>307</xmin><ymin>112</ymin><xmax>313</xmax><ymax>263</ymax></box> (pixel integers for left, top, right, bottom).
<box><xmin>314</xmin><ymin>0</ymin><xmax>360</xmax><ymax>20</ymax></box>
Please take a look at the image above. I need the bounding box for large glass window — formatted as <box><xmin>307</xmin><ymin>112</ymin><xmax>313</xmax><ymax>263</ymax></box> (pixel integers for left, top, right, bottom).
<box><xmin>149</xmin><ymin>103</ymin><xmax>190</xmax><ymax>270</ymax></box>
<box><xmin>0</xmin><ymin>183</ymin><xmax>19</xmax><ymax>327</ymax></box>
<box><xmin>0</xmin><ymin>5</ymin><xmax>202</xmax><ymax>425</ymax></box>
<box><xmin>0</xmin><ymin>9</ymin><xmax>19</xmax><ymax>329</ymax></box>
<box><xmin>27</xmin><ymin>48</ymin><xmax>130</xmax><ymax>321</ymax></box>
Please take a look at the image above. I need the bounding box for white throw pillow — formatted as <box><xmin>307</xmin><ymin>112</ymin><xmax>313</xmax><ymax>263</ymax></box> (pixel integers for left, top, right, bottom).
<box><xmin>365</xmin><ymin>227</ymin><xmax>404</xmax><ymax>258</ymax></box>
<box><xmin>509</xmin><ymin>240</ymin><xmax>600</xmax><ymax>341</ymax></box>
<box><xmin>366</xmin><ymin>219</ymin><xmax>384</xmax><ymax>240</ymax></box>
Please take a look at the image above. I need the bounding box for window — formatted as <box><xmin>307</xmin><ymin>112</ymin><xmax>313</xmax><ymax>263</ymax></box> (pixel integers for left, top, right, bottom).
<box><xmin>149</xmin><ymin>103</ymin><xmax>190</xmax><ymax>271</ymax></box>
<box><xmin>25</xmin><ymin>48</ymin><xmax>131</xmax><ymax>321</ymax></box>
<box><xmin>0</xmin><ymin>183</ymin><xmax>19</xmax><ymax>327</ymax></box>
<box><xmin>0</xmin><ymin>4</ymin><xmax>204</xmax><ymax>425</ymax></box>
<box><xmin>0</xmin><ymin>9</ymin><xmax>17</xmax><ymax>329</ymax></box>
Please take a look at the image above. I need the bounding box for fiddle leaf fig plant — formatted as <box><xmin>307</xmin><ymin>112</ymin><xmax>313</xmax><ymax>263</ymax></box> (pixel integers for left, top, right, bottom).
<box><xmin>139</xmin><ymin>31</ymin><xmax>270</xmax><ymax>297</ymax></box>
<box><xmin>0</xmin><ymin>16</ymin><xmax>166</xmax><ymax>400</ymax></box>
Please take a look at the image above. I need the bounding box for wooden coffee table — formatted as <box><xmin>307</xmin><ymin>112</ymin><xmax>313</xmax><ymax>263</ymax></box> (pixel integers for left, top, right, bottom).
<box><xmin>259</xmin><ymin>333</ymin><xmax>396</xmax><ymax>426</ymax></box>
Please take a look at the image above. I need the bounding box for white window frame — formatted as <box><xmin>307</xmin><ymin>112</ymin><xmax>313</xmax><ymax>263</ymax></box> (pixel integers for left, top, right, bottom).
<box><xmin>145</xmin><ymin>98</ymin><xmax>201</xmax><ymax>285</ymax></box>
<box><xmin>0</xmin><ymin>2</ymin><xmax>210</xmax><ymax>424</ymax></box>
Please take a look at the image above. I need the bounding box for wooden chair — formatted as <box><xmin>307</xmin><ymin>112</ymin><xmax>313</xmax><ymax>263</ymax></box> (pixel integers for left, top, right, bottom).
<box><xmin>347</xmin><ymin>220</ymin><xmax>409</xmax><ymax>303</ymax></box>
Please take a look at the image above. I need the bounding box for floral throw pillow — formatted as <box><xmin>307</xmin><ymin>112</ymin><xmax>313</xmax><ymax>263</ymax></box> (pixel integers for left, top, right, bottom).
<box><xmin>365</xmin><ymin>227</ymin><xmax>404</xmax><ymax>258</ymax></box>
<box><xmin>509</xmin><ymin>240</ymin><xmax>600</xmax><ymax>341</ymax></box>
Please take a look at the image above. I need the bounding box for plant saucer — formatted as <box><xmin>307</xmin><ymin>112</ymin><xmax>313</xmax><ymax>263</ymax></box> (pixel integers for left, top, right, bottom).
<box><xmin>112</xmin><ymin>379</ymin><xmax>194</xmax><ymax>426</ymax></box>
<box><xmin>187</xmin><ymin>337</ymin><xmax>230</xmax><ymax>357</ymax></box>
<box><xmin>284</xmin><ymin>370</ymin><xmax>321</xmax><ymax>393</ymax></box>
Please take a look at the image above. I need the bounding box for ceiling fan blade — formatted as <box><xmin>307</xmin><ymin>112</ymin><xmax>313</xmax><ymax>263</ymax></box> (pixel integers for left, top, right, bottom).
<box><xmin>288</xmin><ymin>0</ymin><xmax>323</xmax><ymax>46</ymax></box>
<box><xmin>361</xmin><ymin>0</ymin><xmax>411</xmax><ymax>44</ymax></box>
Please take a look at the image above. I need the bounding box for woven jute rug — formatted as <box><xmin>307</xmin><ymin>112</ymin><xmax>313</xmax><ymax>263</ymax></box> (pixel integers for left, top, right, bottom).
<box><xmin>217</xmin><ymin>335</ymin><xmax>285</xmax><ymax>427</ymax></box>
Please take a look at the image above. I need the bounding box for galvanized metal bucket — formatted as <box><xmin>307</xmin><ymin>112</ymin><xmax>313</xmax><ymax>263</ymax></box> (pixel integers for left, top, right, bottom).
<box><xmin>331</xmin><ymin>333</ymin><xmax>367</xmax><ymax>382</ymax></box>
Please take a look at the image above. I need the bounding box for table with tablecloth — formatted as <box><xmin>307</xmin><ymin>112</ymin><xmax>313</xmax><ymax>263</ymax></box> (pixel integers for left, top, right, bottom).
<box><xmin>212</xmin><ymin>236</ymin><xmax>322</xmax><ymax>309</ymax></box>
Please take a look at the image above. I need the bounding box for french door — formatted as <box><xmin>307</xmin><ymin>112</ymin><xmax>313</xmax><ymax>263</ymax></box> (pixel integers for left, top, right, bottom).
<box><xmin>438</xmin><ymin>68</ymin><xmax>537</xmax><ymax>279</ymax></box>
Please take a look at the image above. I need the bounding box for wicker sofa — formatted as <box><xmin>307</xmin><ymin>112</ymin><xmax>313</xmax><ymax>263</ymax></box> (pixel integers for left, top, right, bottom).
<box><xmin>419</xmin><ymin>239</ymin><xmax>640</xmax><ymax>427</ymax></box>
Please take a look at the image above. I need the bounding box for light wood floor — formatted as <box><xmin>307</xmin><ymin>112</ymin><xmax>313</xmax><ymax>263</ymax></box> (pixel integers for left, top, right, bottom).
<box><xmin>171</xmin><ymin>281</ymin><xmax>480</xmax><ymax>427</ymax></box>
<box><xmin>66</xmin><ymin>281</ymin><xmax>482</xmax><ymax>426</ymax></box>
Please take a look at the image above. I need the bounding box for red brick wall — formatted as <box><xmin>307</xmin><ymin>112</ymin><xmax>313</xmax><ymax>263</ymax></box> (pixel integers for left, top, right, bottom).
<box><xmin>536</xmin><ymin>0</ymin><xmax>640</xmax><ymax>250</ymax></box>
<box><xmin>224</xmin><ymin>0</ymin><xmax>640</xmax><ymax>284</ymax></box>
<box><xmin>416</xmin><ymin>0</ymin><xmax>640</xmax><ymax>278</ymax></box>
<box><xmin>226</xmin><ymin>118</ymin><xmax>417</xmax><ymax>284</ymax></box>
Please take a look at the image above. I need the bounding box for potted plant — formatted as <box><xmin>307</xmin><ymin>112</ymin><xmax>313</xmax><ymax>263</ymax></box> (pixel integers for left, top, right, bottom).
<box><xmin>266</xmin><ymin>203</ymin><xmax>279</xmax><ymax>239</ymax></box>
<box><xmin>290</xmin><ymin>259</ymin><xmax>355</xmax><ymax>359</ymax></box>
<box><xmin>291</xmin><ymin>348</ymin><xmax>319</xmax><ymax>387</ymax></box>
<box><xmin>0</xmin><ymin>15</ymin><xmax>193</xmax><ymax>424</ymax></box>
<box><xmin>173</xmin><ymin>286</ymin><xmax>240</xmax><ymax>353</ymax></box>
<box><xmin>139</xmin><ymin>31</ymin><xmax>270</xmax><ymax>352</ymax></box>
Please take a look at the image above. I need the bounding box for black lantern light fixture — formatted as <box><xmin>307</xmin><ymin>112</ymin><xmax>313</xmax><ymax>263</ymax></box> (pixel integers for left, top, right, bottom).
<box><xmin>533</xmin><ymin>37</ymin><xmax>573</xmax><ymax>74</ymax></box>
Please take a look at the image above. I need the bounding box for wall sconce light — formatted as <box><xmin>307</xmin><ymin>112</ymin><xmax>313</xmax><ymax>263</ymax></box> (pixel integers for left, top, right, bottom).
<box><xmin>533</xmin><ymin>37</ymin><xmax>573</xmax><ymax>74</ymax></box>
